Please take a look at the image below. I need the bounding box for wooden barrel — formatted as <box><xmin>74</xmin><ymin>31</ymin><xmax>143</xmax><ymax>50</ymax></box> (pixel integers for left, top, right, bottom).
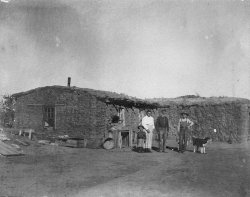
<box><xmin>103</xmin><ymin>138</ymin><xmax>115</xmax><ymax>150</ymax></box>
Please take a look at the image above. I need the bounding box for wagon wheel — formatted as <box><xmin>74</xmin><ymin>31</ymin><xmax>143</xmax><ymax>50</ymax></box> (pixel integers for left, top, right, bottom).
<box><xmin>103</xmin><ymin>139</ymin><xmax>115</xmax><ymax>150</ymax></box>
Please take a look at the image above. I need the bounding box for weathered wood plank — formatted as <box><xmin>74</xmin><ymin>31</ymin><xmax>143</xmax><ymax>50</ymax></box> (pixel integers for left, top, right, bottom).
<box><xmin>0</xmin><ymin>141</ymin><xmax>23</xmax><ymax>156</ymax></box>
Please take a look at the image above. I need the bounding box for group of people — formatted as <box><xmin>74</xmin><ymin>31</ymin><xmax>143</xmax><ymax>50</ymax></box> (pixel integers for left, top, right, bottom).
<box><xmin>137</xmin><ymin>109</ymin><xmax>194</xmax><ymax>153</ymax></box>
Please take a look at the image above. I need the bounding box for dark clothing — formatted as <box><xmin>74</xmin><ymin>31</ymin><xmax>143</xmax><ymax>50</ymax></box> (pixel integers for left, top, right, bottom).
<box><xmin>179</xmin><ymin>129</ymin><xmax>188</xmax><ymax>152</ymax></box>
<box><xmin>156</xmin><ymin>115</ymin><xmax>169</xmax><ymax>152</ymax></box>
<box><xmin>137</xmin><ymin>131</ymin><xmax>146</xmax><ymax>140</ymax></box>
<box><xmin>179</xmin><ymin>121</ymin><xmax>189</xmax><ymax>152</ymax></box>
<box><xmin>137</xmin><ymin>130</ymin><xmax>146</xmax><ymax>150</ymax></box>
<box><xmin>156</xmin><ymin>116</ymin><xmax>169</xmax><ymax>131</ymax></box>
<box><xmin>137</xmin><ymin>147</ymin><xmax>144</xmax><ymax>153</ymax></box>
<box><xmin>158</xmin><ymin>128</ymin><xmax>168</xmax><ymax>152</ymax></box>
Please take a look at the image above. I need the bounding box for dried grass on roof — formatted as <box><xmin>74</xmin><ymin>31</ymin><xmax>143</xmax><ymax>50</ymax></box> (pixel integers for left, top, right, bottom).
<box><xmin>12</xmin><ymin>87</ymin><xmax>250</xmax><ymax>108</ymax></box>
<box><xmin>12</xmin><ymin>86</ymin><xmax>159</xmax><ymax>108</ymax></box>
<box><xmin>147</xmin><ymin>95</ymin><xmax>250</xmax><ymax>107</ymax></box>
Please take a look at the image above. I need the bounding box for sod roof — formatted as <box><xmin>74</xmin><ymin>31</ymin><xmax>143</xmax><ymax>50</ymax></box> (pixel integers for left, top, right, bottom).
<box><xmin>12</xmin><ymin>87</ymin><xmax>250</xmax><ymax>108</ymax></box>
<box><xmin>147</xmin><ymin>95</ymin><xmax>250</xmax><ymax>107</ymax></box>
<box><xmin>12</xmin><ymin>86</ymin><xmax>159</xmax><ymax>108</ymax></box>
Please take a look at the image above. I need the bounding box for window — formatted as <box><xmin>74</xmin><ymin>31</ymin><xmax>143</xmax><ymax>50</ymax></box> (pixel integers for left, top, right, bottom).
<box><xmin>44</xmin><ymin>106</ymin><xmax>55</xmax><ymax>128</ymax></box>
<box><xmin>46</xmin><ymin>108</ymin><xmax>54</xmax><ymax>119</ymax></box>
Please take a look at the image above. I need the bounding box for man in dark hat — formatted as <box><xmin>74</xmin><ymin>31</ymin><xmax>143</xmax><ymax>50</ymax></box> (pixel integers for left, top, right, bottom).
<box><xmin>155</xmin><ymin>109</ymin><xmax>169</xmax><ymax>153</ymax></box>
<box><xmin>177</xmin><ymin>111</ymin><xmax>194</xmax><ymax>153</ymax></box>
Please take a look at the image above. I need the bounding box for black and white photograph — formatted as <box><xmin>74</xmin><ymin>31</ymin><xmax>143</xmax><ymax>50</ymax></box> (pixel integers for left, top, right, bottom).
<box><xmin>0</xmin><ymin>0</ymin><xmax>250</xmax><ymax>196</ymax></box>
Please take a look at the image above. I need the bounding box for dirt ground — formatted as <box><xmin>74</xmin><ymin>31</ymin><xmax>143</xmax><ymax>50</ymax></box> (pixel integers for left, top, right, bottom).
<box><xmin>0</xmin><ymin>139</ymin><xmax>249</xmax><ymax>197</ymax></box>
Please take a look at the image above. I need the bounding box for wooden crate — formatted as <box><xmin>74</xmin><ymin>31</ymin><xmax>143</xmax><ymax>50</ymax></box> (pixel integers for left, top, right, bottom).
<box><xmin>112</xmin><ymin>130</ymin><xmax>132</xmax><ymax>149</ymax></box>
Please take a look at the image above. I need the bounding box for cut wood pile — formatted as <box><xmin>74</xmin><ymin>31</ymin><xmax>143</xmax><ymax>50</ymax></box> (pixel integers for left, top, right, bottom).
<box><xmin>0</xmin><ymin>141</ymin><xmax>23</xmax><ymax>156</ymax></box>
<box><xmin>0</xmin><ymin>128</ymin><xmax>25</xmax><ymax>156</ymax></box>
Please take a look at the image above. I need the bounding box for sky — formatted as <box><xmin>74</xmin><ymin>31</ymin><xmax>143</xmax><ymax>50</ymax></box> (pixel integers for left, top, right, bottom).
<box><xmin>0</xmin><ymin>0</ymin><xmax>250</xmax><ymax>99</ymax></box>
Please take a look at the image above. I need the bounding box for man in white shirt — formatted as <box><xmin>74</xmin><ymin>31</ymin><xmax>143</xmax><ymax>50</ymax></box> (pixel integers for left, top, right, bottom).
<box><xmin>142</xmin><ymin>110</ymin><xmax>155</xmax><ymax>152</ymax></box>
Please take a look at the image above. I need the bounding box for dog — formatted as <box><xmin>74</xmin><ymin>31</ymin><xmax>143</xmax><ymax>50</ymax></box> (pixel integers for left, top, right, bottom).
<box><xmin>192</xmin><ymin>137</ymin><xmax>212</xmax><ymax>154</ymax></box>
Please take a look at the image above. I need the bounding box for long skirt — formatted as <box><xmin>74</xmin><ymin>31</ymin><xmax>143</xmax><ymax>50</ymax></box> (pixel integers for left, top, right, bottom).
<box><xmin>137</xmin><ymin>139</ymin><xmax>145</xmax><ymax>148</ymax></box>
<box><xmin>145</xmin><ymin>125</ymin><xmax>154</xmax><ymax>149</ymax></box>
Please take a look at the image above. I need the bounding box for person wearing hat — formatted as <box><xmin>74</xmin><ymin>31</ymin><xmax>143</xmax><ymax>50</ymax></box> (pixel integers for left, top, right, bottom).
<box><xmin>177</xmin><ymin>111</ymin><xmax>194</xmax><ymax>153</ymax></box>
<box><xmin>142</xmin><ymin>110</ymin><xmax>155</xmax><ymax>153</ymax></box>
<box><xmin>136</xmin><ymin>125</ymin><xmax>146</xmax><ymax>153</ymax></box>
<box><xmin>155</xmin><ymin>109</ymin><xmax>169</xmax><ymax>153</ymax></box>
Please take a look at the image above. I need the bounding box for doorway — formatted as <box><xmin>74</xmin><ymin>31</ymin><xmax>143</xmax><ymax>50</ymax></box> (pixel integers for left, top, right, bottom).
<box><xmin>121</xmin><ymin>131</ymin><xmax>130</xmax><ymax>147</ymax></box>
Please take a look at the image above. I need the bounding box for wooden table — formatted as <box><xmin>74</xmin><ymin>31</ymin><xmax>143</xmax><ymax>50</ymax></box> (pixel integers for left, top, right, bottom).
<box><xmin>19</xmin><ymin>129</ymin><xmax>35</xmax><ymax>140</ymax></box>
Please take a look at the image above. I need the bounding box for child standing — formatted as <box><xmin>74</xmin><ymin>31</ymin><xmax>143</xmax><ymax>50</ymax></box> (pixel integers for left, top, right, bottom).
<box><xmin>137</xmin><ymin>125</ymin><xmax>146</xmax><ymax>153</ymax></box>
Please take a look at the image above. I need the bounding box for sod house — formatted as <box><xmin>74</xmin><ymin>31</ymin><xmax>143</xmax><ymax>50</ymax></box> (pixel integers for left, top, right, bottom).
<box><xmin>11</xmin><ymin>85</ymin><xmax>250</xmax><ymax>147</ymax></box>
<box><xmin>153</xmin><ymin>96</ymin><xmax>250</xmax><ymax>143</ymax></box>
<box><xmin>12</xmin><ymin>85</ymin><xmax>158</xmax><ymax>147</ymax></box>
